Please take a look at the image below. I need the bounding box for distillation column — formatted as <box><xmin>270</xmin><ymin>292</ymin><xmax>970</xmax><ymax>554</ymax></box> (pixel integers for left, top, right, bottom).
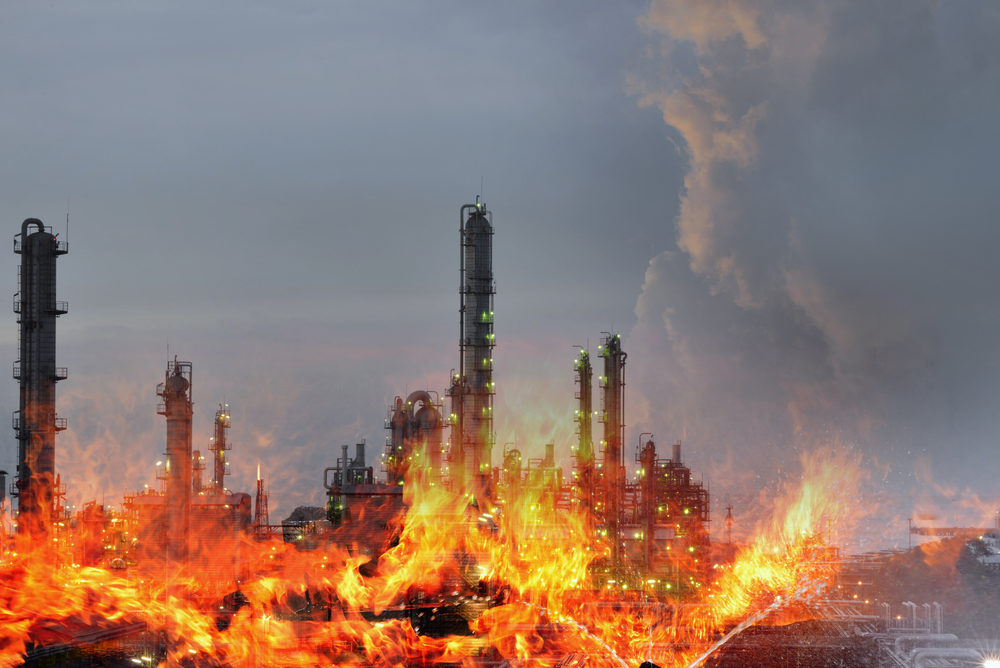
<box><xmin>209</xmin><ymin>403</ymin><xmax>231</xmax><ymax>492</ymax></box>
<box><xmin>573</xmin><ymin>348</ymin><xmax>594</xmax><ymax>512</ymax></box>
<box><xmin>157</xmin><ymin>359</ymin><xmax>193</xmax><ymax>563</ymax></box>
<box><xmin>450</xmin><ymin>199</ymin><xmax>495</xmax><ymax>495</ymax></box>
<box><xmin>599</xmin><ymin>333</ymin><xmax>626</xmax><ymax>568</ymax></box>
<box><xmin>13</xmin><ymin>218</ymin><xmax>68</xmax><ymax>538</ymax></box>
<box><xmin>639</xmin><ymin>437</ymin><xmax>656</xmax><ymax>572</ymax></box>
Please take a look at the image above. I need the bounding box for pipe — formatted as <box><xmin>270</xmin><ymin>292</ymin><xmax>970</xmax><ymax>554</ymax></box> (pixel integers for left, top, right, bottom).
<box><xmin>911</xmin><ymin>648</ymin><xmax>981</xmax><ymax>668</ymax></box>
<box><xmin>21</xmin><ymin>218</ymin><xmax>45</xmax><ymax>236</ymax></box>
<box><xmin>322</xmin><ymin>467</ymin><xmax>338</xmax><ymax>491</ymax></box>
<box><xmin>405</xmin><ymin>390</ymin><xmax>433</xmax><ymax>408</ymax></box>
<box><xmin>340</xmin><ymin>445</ymin><xmax>349</xmax><ymax>486</ymax></box>
<box><xmin>894</xmin><ymin>634</ymin><xmax>957</xmax><ymax>655</ymax></box>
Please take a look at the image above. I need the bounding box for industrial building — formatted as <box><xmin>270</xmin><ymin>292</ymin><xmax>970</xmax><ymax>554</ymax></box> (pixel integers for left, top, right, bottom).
<box><xmin>5</xmin><ymin>209</ymin><xmax>998</xmax><ymax>668</ymax></box>
<box><xmin>311</xmin><ymin>200</ymin><xmax>713</xmax><ymax>596</ymax></box>
<box><xmin>3</xmin><ymin>208</ymin><xmax>713</xmax><ymax>594</ymax></box>
<box><xmin>73</xmin><ymin>361</ymin><xmax>256</xmax><ymax>582</ymax></box>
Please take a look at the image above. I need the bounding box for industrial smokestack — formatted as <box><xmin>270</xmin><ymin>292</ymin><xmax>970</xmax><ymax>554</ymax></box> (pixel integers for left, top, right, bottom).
<box><xmin>600</xmin><ymin>333</ymin><xmax>626</xmax><ymax>568</ymax></box>
<box><xmin>575</xmin><ymin>348</ymin><xmax>593</xmax><ymax>464</ymax></box>
<box><xmin>157</xmin><ymin>358</ymin><xmax>193</xmax><ymax>563</ymax></box>
<box><xmin>672</xmin><ymin>441</ymin><xmax>681</xmax><ymax>463</ymax></box>
<box><xmin>13</xmin><ymin>217</ymin><xmax>68</xmax><ymax>539</ymax></box>
<box><xmin>573</xmin><ymin>348</ymin><xmax>595</xmax><ymax>514</ymax></box>
<box><xmin>355</xmin><ymin>442</ymin><xmax>366</xmax><ymax>468</ymax></box>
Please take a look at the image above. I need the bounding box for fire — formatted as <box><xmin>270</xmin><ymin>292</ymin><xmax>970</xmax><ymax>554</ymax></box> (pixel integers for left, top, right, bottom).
<box><xmin>0</xmin><ymin>447</ymin><xmax>863</xmax><ymax>666</ymax></box>
<box><xmin>706</xmin><ymin>450</ymin><xmax>859</xmax><ymax>621</ymax></box>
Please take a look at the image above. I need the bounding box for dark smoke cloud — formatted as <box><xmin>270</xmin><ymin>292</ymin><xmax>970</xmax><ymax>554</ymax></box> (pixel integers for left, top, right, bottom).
<box><xmin>629</xmin><ymin>0</ymin><xmax>1000</xmax><ymax>543</ymax></box>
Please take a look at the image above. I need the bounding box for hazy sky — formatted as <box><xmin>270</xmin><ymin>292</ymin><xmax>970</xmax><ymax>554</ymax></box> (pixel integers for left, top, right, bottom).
<box><xmin>2</xmin><ymin>1</ymin><xmax>998</xmax><ymax>550</ymax></box>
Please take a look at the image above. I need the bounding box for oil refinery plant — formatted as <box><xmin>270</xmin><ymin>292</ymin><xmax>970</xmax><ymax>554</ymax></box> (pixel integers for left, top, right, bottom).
<box><xmin>2</xmin><ymin>205</ymin><xmax>999</xmax><ymax>668</ymax></box>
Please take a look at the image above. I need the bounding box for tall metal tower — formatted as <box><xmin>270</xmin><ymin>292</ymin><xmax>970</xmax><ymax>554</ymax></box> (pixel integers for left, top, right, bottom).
<box><xmin>254</xmin><ymin>464</ymin><xmax>269</xmax><ymax>539</ymax></box>
<box><xmin>449</xmin><ymin>198</ymin><xmax>495</xmax><ymax>495</ymax></box>
<box><xmin>209</xmin><ymin>403</ymin><xmax>231</xmax><ymax>492</ymax></box>
<box><xmin>192</xmin><ymin>449</ymin><xmax>205</xmax><ymax>493</ymax></box>
<box><xmin>13</xmin><ymin>218</ymin><xmax>68</xmax><ymax>538</ymax></box>
<box><xmin>0</xmin><ymin>469</ymin><xmax>7</xmax><ymax>518</ymax></box>
<box><xmin>157</xmin><ymin>358</ymin><xmax>192</xmax><ymax>563</ymax></box>
<box><xmin>573</xmin><ymin>348</ymin><xmax>594</xmax><ymax>511</ymax></box>
<box><xmin>599</xmin><ymin>333</ymin><xmax>626</xmax><ymax>567</ymax></box>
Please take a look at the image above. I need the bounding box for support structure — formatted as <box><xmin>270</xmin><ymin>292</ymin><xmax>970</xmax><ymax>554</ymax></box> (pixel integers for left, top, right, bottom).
<box><xmin>449</xmin><ymin>198</ymin><xmax>495</xmax><ymax>496</ymax></box>
<box><xmin>157</xmin><ymin>358</ymin><xmax>192</xmax><ymax>563</ymax></box>
<box><xmin>13</xmin><ymin>218</ymin><xmax>68</xmax><ymax>538</ymax></box>
<box><xmin>254</xmin><ymin>465</ymin><xmax>269</xmax><ymax>539</ymax></box>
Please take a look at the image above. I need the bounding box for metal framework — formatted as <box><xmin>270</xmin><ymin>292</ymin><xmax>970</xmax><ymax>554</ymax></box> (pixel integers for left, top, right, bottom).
<box><xmin>254</xmin><ymin>470</ymin><xmax>269</xmax><ymax>538</ymax></box>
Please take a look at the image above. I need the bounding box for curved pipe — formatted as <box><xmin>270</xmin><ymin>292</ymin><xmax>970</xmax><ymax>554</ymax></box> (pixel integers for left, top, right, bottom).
<box><xmin>405</xmin><ymin>390</ymin><xmax>433</xmax><ymax>408</ymax></box>
<box><xmin>21</xmin><ymin>218</ymin><xmax>45</xmax><ymax>236</ymax></box>
<box><xmin>894</xmin><ymin>634</ymin><xmax>957</xmax><ymax>655</ymax></box>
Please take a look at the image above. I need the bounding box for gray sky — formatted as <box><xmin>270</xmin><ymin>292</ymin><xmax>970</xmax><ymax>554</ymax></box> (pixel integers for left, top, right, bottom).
<box><xmin>2</xmin><ymin>1</ymin><xmax>998</xmax><ymax>550</ymax></box>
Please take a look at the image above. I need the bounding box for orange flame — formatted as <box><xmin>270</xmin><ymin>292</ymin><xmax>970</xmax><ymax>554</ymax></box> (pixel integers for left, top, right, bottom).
<box><xmin>0</xmin><ymin>447</ymin><xmax>867</xmax><ymax>666</ymax></box>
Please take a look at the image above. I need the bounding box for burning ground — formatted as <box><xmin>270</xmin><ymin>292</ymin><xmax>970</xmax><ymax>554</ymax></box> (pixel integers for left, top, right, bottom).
<box><xmin>0</xmin><ymin>448</ymin><xmax>888</xmax><ymax>667</ymax></box>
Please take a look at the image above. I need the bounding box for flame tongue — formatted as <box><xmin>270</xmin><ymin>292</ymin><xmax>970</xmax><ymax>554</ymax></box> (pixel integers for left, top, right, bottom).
<box><xmin>0</xmin><ymin>448</ymin><xmax>860</xmax><ymax>665</ymax></box>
